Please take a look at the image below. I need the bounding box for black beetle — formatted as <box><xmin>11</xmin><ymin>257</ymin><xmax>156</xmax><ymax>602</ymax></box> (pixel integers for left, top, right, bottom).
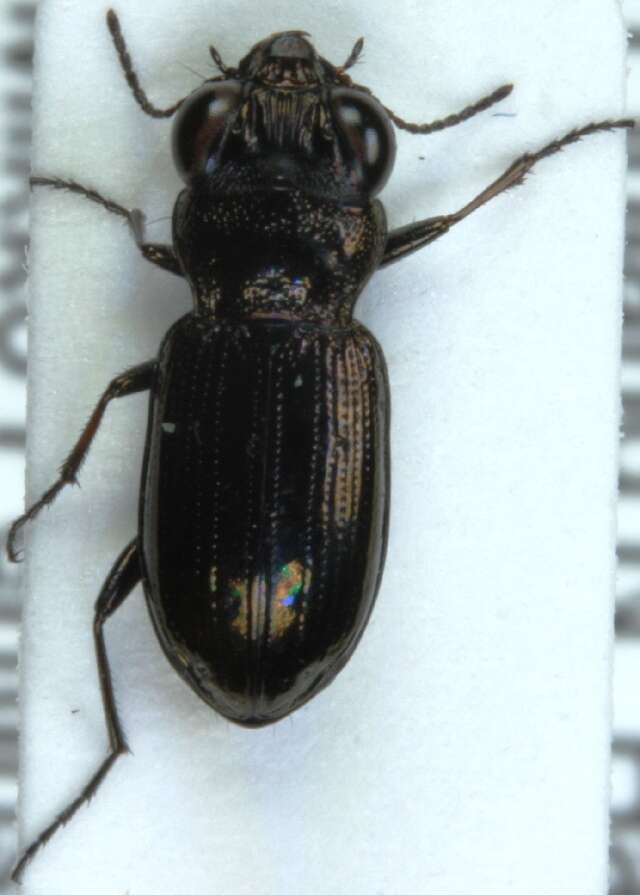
<box><xmin>9</xmin><ymin>7</ymin><xmax>632</xmax><ymax>880</ymax></box>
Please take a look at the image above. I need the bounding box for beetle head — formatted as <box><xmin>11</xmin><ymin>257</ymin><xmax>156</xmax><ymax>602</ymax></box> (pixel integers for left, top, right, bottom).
<box><xmin>236</xmin><ymin>31</ymin><xmax>326</xmax><ymax>87</ymax></box>
<box><xmin>171</xmin><ymin>32</ymin><xmax>396</xmax><ymax>200</ymax></box>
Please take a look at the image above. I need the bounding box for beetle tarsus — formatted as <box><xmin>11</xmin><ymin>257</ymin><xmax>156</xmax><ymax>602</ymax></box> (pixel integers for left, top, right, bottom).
<box><xmin>30</xmin><ymin>175</ymin><xmax>133</xmax><ymax>221</ymax></box>
<box><xmin>451</xmin><ymin>117</ymin><xmax>635</xmax><ymax>222</ymax></box>
<box><xmin>30</xmin><ymin>175</ymin><xmax>183</xmax><ymax>276</ymax></box>
<box><xmin>6</xmin><ymin>363</ymin><xmax>155</xmax><ymax>563</ymax></box>
<box><xmin>382</xmin><ymin>117</ymin><xmax>634</xmax><ymax>266</ymax></box>
<box><xmin>7</xmin><ymin>480</ymin><xmax>65</xmax><ymax>563</ymax></box>
<box><xmin>11</xmin><ymin>540</ymin><xmax>140</xmax><ymax>882</ymax></box>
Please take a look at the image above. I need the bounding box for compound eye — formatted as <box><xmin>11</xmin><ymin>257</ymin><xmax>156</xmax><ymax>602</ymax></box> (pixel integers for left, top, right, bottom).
<box><xmin>331</xmin><ymin>88</ymin><xmax>396</xmax><ymax>195</ymax></box>
<box><xmin>172</xmin><ymin>81</ymin><xmax>243</xmax><ymax>182</ymax></box>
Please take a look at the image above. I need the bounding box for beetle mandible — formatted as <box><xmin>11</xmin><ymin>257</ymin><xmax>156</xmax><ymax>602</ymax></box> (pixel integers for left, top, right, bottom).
<box><xmin>9</xmin><ymin>7</ymin><xmax>633</xmax><ymax>880</ymax></box>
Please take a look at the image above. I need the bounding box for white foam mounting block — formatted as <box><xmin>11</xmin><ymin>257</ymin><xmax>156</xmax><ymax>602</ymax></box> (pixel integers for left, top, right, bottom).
<box><xmin>20</xmin><ymin>0</ymin><xmax>628</xmax><ymax>892</ymax></box>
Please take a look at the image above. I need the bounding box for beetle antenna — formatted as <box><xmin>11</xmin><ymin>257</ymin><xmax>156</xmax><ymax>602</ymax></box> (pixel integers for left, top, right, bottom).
<box><xmin>106</xmin><ymin>8</ymin><xmax>184</xmax><ymax>118</ymax></box>
<box><xmin>385</xmin><ymin>82</ymin><xmax>514</xmax><ymax>135</ymax></box>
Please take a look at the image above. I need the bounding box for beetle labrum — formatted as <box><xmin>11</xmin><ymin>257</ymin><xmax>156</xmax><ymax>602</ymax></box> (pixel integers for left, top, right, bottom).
<box><xmin>9</xmin><ymin>7</ymin><xmax>632</xmax><ymax>880</ymax></box>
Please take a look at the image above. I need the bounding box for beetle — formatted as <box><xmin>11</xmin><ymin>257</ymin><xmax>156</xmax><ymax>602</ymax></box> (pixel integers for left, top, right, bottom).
<box><xmin>9</xmin><ymin>6</ymin><xmax>633</xmax><ymax>880</ymax></box>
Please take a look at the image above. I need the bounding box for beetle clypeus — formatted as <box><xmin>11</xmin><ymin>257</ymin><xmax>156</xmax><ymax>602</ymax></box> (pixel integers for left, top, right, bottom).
<box><xmin>9</xmin><ymin>7</ymin><xmax>633</xmax><ymax>881</ymax></box>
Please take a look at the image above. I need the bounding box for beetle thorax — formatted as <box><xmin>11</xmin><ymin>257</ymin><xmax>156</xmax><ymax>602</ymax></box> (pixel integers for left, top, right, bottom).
<box><xmin>173</xmin><ymin>186</ymin><xmax>387</xmax><ymax>325</ymax></box>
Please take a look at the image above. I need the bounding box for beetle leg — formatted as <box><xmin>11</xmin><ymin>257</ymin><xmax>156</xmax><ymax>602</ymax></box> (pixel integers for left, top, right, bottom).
<box><xmin>7</xmin><ymin>361</ymin><xmax>156</xmax><ymax>562</ymax></box>
<box><xmin>11</xmin><ymin>539</ymin><xmax>141</xmax><ymax>882</ymax></box>
<box><xmin>31</xmin><ymin>176</ymin><xmax>183</xmax><ymax>277</ymax></box>
<box><xmin>106</xmin><ymin>9</ymin><xmax>184</xmax><ymax>118</ymax></box>
<box><xmin>383</xmin><ymin>82</ymin><xmax>513</xmax><ymax>136</ymax></box>
<box><xmin>382</xmin><ymin>118</ymin><xmax>634</xmax><ymax>267</ymax></box>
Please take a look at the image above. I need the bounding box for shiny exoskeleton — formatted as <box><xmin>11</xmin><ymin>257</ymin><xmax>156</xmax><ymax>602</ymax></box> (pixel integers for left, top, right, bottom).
<box><xmin>150</xmin><ymin>33</ymin><xmax>396</xmax><ymax>724</ymax></box>
<box><xmin>9</xmin><ymin>7</ymin><xmax>632</xmax><ymax>880</ymax></box>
